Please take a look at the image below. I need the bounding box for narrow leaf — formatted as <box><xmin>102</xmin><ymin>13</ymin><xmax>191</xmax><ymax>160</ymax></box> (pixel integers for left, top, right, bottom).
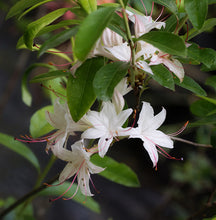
<box><xmin>93</xmin><ymin>61</ymin><xmax>129</xmax><ymax>101</ymax></box>
<box><xmin>24</xmin><ymin>8</ymin><xmax>69</xmax><ymax>49</ymax></box>
<box><xmin>40</xmin><ymin>181</ymin><xmax>100</xmax><ymax>213</ymax></box>
<box><xmin>0</xmin><ymin>132</ymin><xmax>40</xmax><ymax>172</ymax></box>
<box><xmin>79</xmin><ymin>0</ymin><xmax>97</xmax><ymax>13</ymax></box>
<box><xmin>67</xmin><ymin>57</ymin><xmax>104</xmax><ymax>122</ymax></box>
<box><xmin>151</xmin><ymin>64</ymin><xmax>175</xmax><ymax>90</ymax></box>
<box><xmin>38</xmin><ymin>26</ymin><xmax>78</xmax><ymax>57</ymax></box>
<box><xmin>74</xmin><ymin>6</ymin><xmax>116</xmax><ymax>61</ymax></box>
<box><xmin>30</xmin><ymin>70</ymin><xmax>70</xmax><ymax>83</ymax></box>
<box><xmin>185</xmin><ymin>0</ymin><xmax>208</xmax><ymax>29</ymax></box>
<box><xmin>174</xmin><ymin>76</ymin><xmax>207</xmax><ymax>96</ymax></box>
<box><xmin>6</xmin><ymin>0</ymin><xmax>51</xmax><ymax>20</ymax></box>
<box><xmin>197</xmin><ymin>95</ymin><xmax>216</xmax><ymax>106</ymax></box>
<box><xmin>18</xmin><ymin>0</ymin><xmax>51</xmax><ymax>20</ymax></box>
<box><xmin>138</xmin><ymin>31</ymin><xmax>187</xmax><ymax>57</ymax></box>
<box><xmin>206</xmin><ymin>76</ymin><xmax>216</xmax><ymax>89</ymax></box>
<box><xmin>30</xmin><ymin>106</ymin><xmax>54</xmax><ymax>138</ymax></box>
<box><xmin>22</xmin><ymin>63</ymin><xmax>56</xmax><ymax>106</ymax></box>
<box><xmin>91</xmin><ymin>154</ymin><xmax>140</xmax><ymax>187</ymax></box>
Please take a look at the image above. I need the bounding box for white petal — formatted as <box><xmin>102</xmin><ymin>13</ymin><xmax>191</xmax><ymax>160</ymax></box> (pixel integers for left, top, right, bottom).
<box><xmin>142</xmin><ymin>138</ymin><xmax>158</xmax><ymax>167</ymax></box>
<box><xmin>59</xmin><ymin>163</ymin><xmax>77</xmax><ymax>182</ymax></box>
<box><xmin>88</xmin><ymin>161</ymin><xmax>105</xmax><ymax>174</ymax></box>
<box><xmin>115</xmin><ymin>108</ymin><xmax>133</xmax><ymax>127</ymax></box>
<box><xmin>78</xmin><ymin>167</ymin><xmax>93</xmax><ymax>196</ymax></box>
<box><xmin>98</xmin><ymin>136</ymin><xmax>113</xmax><ymax>157</ymax></box>
<box><xmin>112</xmin><ymin>89</ymin><xmax>125</xmax><ymax>114</ymax></box>
<box><xmin>82</xmin><ymin>127</ymin><xmax>106</xmax><ymax>139</ymax></box>
<box><xmin>148</xmin><ymin>107</ymin><xmax>166</xmax><ymax>131</ymax></box>
<box><xmin>136</xmin><ymin>60</ymin><xmax>153</xmax><ymax>75</ymax></box>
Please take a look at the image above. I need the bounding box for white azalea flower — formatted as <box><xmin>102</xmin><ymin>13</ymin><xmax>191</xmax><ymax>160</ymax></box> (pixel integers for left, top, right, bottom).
<box><xmin>129</xmin><ymin>102</ymin><xmax>173</xmax><ymax>167</ymax></box>
<box><xmin>45</xmin><ymin>99</ymin><xmax>90</xmax><ymax>155</ymax></box>
<box><xmin>55</xmin><ymin>140</ymin><xmax>104</xmax><ymax>197</ymax></box>
<box><xmin>150</xmin><ymin>52</ymin><xmax>185</xmax><ymax>82</ymax></box>
<box><xmin>112</xmin><ymin>78</ymin><xmax>132</xmax><ymax>114</ymax></box>
<box><xmin>82</xmin><ymin>101</ymin><xmax>133</xmax><ymax>157</ymax></box>
<box><xmin>127</xmin><ymin>10</ymin><xmax>166</xmax><ymax>38</ymax></box>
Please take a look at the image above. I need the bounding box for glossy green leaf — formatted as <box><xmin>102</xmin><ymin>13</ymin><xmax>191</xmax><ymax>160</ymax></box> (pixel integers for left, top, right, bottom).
<box><xmin>164</xmin><ymin>13</ymin><xmax>187</xmax><ymax>32</ymax></box>
<box><xmin>23</xmin><ymin>8</ymin><xmax>69</xmax><ymax>49</ymax></box>
<box><xmin>138</xmin><ymin>31</ymin><xmax>187</xmax><ymax>57</ymax></box>
<box><xmin>93</xmin><ymin>61</ymin><xmax>129</xmax><ymax>101</ymax></box>
<box><xmin>30</xmin><ymin>70</ymin><xmax>70</xmax><ymax>83</ymax></box>
<box><xmin>67</xmin><ymin>57</ymin><xmax>104</xmax><ymax>122</ymax></box>
<box><xmin>79</xmin><ymin>0</ymin><xmax>97</xmax><ymax>13</ymax></box>
<box><xmin>40</xmin><ymin>181</ymin><xmax>100</xmax><ymax>213</ymax></box>
<box><xmin>18</xmin><ymin>0</ymin><xmax>51</xmax><ymax>20</ymax></box>
<box><xmin>190</xmin><ymin>99</ymin><xmax>216</xmax><ymax>116</ymax></box>
<box><xmin>197</xmin><ymin>95</ymin><xmax>216</xmax><ymax>105</ymax></box>
<box><xmin>91</xmin><ymin>154</ymin><xmax>140</xmax><ymax>187</ymax></box>
<box><xmin>185</xmin><ymin>0</ymin><xmax>208</xmax><ymax>29</ymax></box>
<box><xmin>6</xmin><ymin>0</ymin><xmax>51</xmax><ymax>20</ymax></box>
<box><xmin>206</xmin><ymin>76</ymin><xmax>216</xmax><ymax>89</ymax></box>
<box><xmin>74</xmin><ymin>6</ymin><xmax>116</xmax><ymax>61</ymax></box>
<box><xmin>186</xmin><ymin>18</ymin><xmax>216</xmax><ymax>40</ymax></box>
<box><xmin>38</xmin><ymin>26</ymin><xmax>78</xmax><ymax>57</ymax></box>
<box><xmin>22</xmin><ymin>63</ymin><xmax>56</xmax><ymax>106</ymax></box>
<box><xmin>0</xmin><ymin>132</ymin><xmax>40</xmax><ymax>172</ymax></box>
<box><xmin>154</xmin><ymin>0</ymin><xmax>178</xmax><ymax>14</ymax></box>
<box><xmin>174</xmin><ymin>76</ymin><xmax>206</xmax><ymax>96</ymax></box>
<box><xmin>30</xmin><ymin>105</ymin><xmax>54</xmax><ymax>138</ymax></box>
<box><xmin>151</xmin><ymin>64</ymin><xmax>175</xmax><ymax>90</ymax></box>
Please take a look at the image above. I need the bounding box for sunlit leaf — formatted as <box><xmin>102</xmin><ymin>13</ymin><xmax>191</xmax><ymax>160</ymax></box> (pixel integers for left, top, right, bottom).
<box><xmin>79</xmin><ymin>0</ymin><xmax>97</xmax><ymax>13</ymax></box>
<box><xmin>0</xmin><ymin>133</ymin><xmax>40</xmax><ymax>172</ymax></box>
<box><xmin>74</xmin><ymin>6</ymin><xmax>116</xmax><ymax>60</ymax></box>
<box><xmin>30</xmin><ymin>105</ymin><xmax>54</xmax><ymax>138</ymax></box>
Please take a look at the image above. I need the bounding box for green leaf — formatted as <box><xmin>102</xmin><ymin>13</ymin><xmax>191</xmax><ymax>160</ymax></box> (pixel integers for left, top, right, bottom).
<box><xmin>164</xmin><ymin>13</ymin><xmax>187</xmax><ymax>32</ymax></box>
<box><xmin>190</xmin><ymin>99</ymin><xmax>216</xmax><ymax>116</ymax></box>
<box><xmin>208</xmin><ymin>0</ymin><xmax>216</xmax><ymax>4</ymax></box>
<box><xmin>184</xmin><ymin>0</ymin><xmax>208</xmax><ymax>29</ymax></box>
<box><xmin>30</xmin><ymin>70</ymin><xmax>70</xmax><ymax>83</ymax></box>
<box><xmin>40</xmin><ymin>182</ymin><xmax>100</xmax><ymax>213</ymax></box>
<box><xmin>6</xmin><ymin>0</ymin><xmax>51</xmax><ymax>20</ymax></box>
<box><xmin>18</xmin><ymin>0</ymin><xmax>51</xmax><ymax>20</ymax></box>
<box><xmin>79</xmin><ymin>0</ymin><xmax>97</xmax><ymax>13</ymax></box>
<box><xmin>189</xmin><ymin>114</ymin><xmax>216</xmax><ymax>127</ymax></box>
<box><xmin>154</xmin><ymin>0</ymin><xmax>178</xmax><ymax>14</ymax></box>
<box><xmin>206</xmin><ymin>76</ymin><xmax>216</xmax><ymax>89</ymax></box>
<box><xmin>200</xmin><ymin>48</ymin><xmax>216</xmax><ymax>71</ymax></box>
<box><xmin>23</xmin><ymin>8</ymin><xmax>69</xmax><ymax>49</ymax></box>
<box><xmin>74</xmin><ymin>6</ymin><xmax>116</xmax><ymax>61</ymax></box>
<box><xmin>67</xmin><ymin>57</ymin><xmax>104</xmax><ymax>122</ymax></box>
<box><xmin>138</xmin><ymin>31</ymin><xmax>187</xmax><ymax>57</ymax></box>
<box><xmin>30</xmin><ymin>105</ymin><xmax>54</xmax><ymax>138</ymax></box>
<box><xmin>197</xmin><ymin>95</ymin><xmax>216</xmax><ymax>105</ymax></box>
<box><xmin>151</xmin><ymin>64</ymin><xmax>175</xmax><ymax>90</ymax></box>
<box><xmin>93</xmin><ymin>61</ymin><xmax>129</xmax><ymax>101</ymax></box>
<box><xmin>91</xmin><ymin>154</ymin><xmax>140</xmax><ymax>187</ymax></box>
<box><xmin>22</xmin><ymin>63</ymin><xmax>56</xmax><ymax>106</ymax></box>
<box><xmin>186</xmin><ymin>18</ymin><xmax>216</xmax><ymax>40</ymax></box>
<box><xmin>38</xmin><ymin>26</ymin><xmax>78</xmax><ymax>57</ymax></box>
<box><xmin>174</xmin><ymin>76</ymin><xmax>206</xmax><ymax>96</ymax></box>
<box><xmin>0</xmin><ymin>132</ymin><xmax>40</xmax><ymax>172</ymax></box>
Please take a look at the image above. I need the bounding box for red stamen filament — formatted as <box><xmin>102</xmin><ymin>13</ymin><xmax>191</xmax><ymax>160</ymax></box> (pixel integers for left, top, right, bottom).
<box><xmin>155</xmin><ymin>6</ymin><xmax>164</xmax><ymax>22</ymax></box>
<box><xmin>149</xmin><ymin>2</ymin><xmax>154</xmax><ymax>20</ymax></box>
<box><xmin>41</xmin><ymin>84</ymin><xmax>67</xmax><ymax>98</ymax></box>
<box><xmin>168</xmin><ymin>121</ymin><xmax>189</xmax><ymax>137</ymax></box>
<box><xmin>140</xmin><ymin>0</ymin><xmax>148</xmax><ymax>16</ymax></box>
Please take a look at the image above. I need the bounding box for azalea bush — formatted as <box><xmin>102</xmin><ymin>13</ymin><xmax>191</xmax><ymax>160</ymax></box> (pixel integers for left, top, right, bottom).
<box><xmin>0</xmin><ymin>0</ymin><xmax>216</xmax><ymax>219</ymax></box>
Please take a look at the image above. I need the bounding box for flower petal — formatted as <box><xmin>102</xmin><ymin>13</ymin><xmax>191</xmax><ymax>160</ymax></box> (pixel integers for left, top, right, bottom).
<box><xmin>98</xmin><ymin>136</ymin><xmax>113</xmax><ymax>157</ymax></box>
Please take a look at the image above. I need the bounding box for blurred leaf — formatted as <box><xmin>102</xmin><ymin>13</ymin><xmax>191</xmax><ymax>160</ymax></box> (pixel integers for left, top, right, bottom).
<box><xmin>186</xmin><ymin>18</ymin><xmax>216</xmax><ymax>40</ymax></box>
<box><xmin>18</xmin><ymin>0</ymin><xmax>51</xmax><ymax>20</ymax></box>
<box><xmin>93</xmin><ymin>61</ymin><xmax>129</xmax><ymax>101</ymax></box>
<box><xmin>151</xmin><ymin>64</ymin><xmax>175</xmax><ymax>90</ymax></box>
<box><xmin>79</xmin><ymin>0</ymin><xmax>97</xmax><ymax>13</ymax></box>
<box><xmin>190</xmin><ymin>99</ymin><xmax>216</xmax><ymax>116</ymax></box>
<box><xmin>23</xmin><ymin>8</ymin><xmax>69</xmax><ymax>49</ymax></box>
<box><xmin>91</xmin><ymin>154</ymin><xmax>140</xmax><ymax>187</ymax></box>
<box><xmin>185</xmin><ymin>0</ymin><xmax>208</xmax><ymax>29</ymax></box>
<box><xmin>22</xmin><ymin>63</ymin><xmax>56</xmax><ymax>106</ymax></box>
<box><xmin>6</xmin><ymin>0</ymin><xmax>51</xmax><ymax>20</ymax></box>
<box><xmin>74</xmin><ymin>6</ymin><xmax>116</xmax><ymax>60</ymax></box>
<box><xmin>208</xmin><ymin>0</ymin><xmax>216</xmax><ymax>3</ymax></box>
<box><xmin>30</xmin><ymin>105</ymin><xmax>54</xmax><ymax>138</ymax></box>
<box><xmin>189</xmin><ymin>114</ymin><xmax>216</xmax><ymax>127</ymax></box>
<box><xmin>138</xmin><ymin>31</ymin><xmax>187</xmax><ymax>57</ymax></box>
<box><xmin>67</xmin><ymin>57</ymin><xmax>104</xmax><ymax>122</ymax></box>
<box><xmin>197</xmin><ymin>95</ymin><xmax>216</xmax><ymax>105</ymax></box>
<box><xmin>164</xmin><ymin>13</ymin><xmax>187</xmax><ymax>32</ymax></box>
<box><xmin>0</xmin><ymin>133</ymin><xmax>40</xmax><ymax>172</ymax></box>
<box><xmin>40</xmin><ymin>182</ymin><xmax>100</xmax><ymax>213</ymax></box>
<box><xmin>206</xmin><ymin>76</ymin><xmax>216</xmax><ymax>89</ymax></box>
<box><xmin>154</xmin><ymin>0</ymin><xmax>178</xmax><ymax>14</ymax></box>
<box><xmin>38</xmin><ymin>26</ymin><xmax>78</xmax><ymax>57</ymax></box>
<box><xmin>174</xmin><ymin>76</ymin><xmax>206</xmax><ymax>96</ymax></box>
<box><xmin>30</xmin><ymin>70</ymin><xmax>70</xmax><ymax>83</ymax></box>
